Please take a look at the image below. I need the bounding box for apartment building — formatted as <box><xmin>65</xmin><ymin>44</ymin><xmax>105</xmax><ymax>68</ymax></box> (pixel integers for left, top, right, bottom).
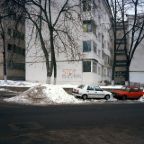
<box><xmin>113</xmin><ymin>14</ymin><xmax>144</xmax><ymax>85</ymax></box>
<box><xmin>0</xmin><ymin>1</ymin><xmax>25</xmax><ymax>80</ymax></box>
<box><xmin>26</xmin><ymin>0</ymin><xmax>113</xmax><ymax>85</ymax></box>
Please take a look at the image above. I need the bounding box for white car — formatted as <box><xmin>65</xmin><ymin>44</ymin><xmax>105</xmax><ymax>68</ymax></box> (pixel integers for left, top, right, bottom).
<box><xmin>72</xmin><ymin>84</ymin><xmax>112</xmax><ymax>100</ymax></box>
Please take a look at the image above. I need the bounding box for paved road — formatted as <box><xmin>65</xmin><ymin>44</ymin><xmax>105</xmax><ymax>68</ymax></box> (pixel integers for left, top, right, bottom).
<box><xmin>0</xmin><ymin>102</ymin><xmax>144</xmax><ymax>144</ymax></box>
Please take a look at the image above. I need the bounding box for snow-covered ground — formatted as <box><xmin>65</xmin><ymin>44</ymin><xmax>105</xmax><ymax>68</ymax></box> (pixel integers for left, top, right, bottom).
<box><xmin>4</xmin><ymin>84</ymin><xmax>84</xmax><ymax>105</ymax></box>
<box><xmin>0</xmin><ymin>80</ymin><xmax>38</xmax><ymax>87</ymax></box>
<box><xmin>1</xmin><ymin>80</ymin><xmax>144</xmax><ymax>105</ymax></box>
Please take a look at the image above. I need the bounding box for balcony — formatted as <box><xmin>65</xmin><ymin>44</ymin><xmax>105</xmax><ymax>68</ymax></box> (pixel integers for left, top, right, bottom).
<box><xmin>115</xmin><ymin>60</ymin><xmax>128</xmax><ymax>67</ymax></box>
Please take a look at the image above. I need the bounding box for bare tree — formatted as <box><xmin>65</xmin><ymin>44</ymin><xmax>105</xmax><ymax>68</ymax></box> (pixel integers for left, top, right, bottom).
<box><xmin>110</xmin><ymin>0</ymin><xmax>144</xmax><ymax>85</ymax></box>
<box><xmin>11</xmin><ymin>0</ymin><xmax>81</xmax><ymax>84</ymax></box>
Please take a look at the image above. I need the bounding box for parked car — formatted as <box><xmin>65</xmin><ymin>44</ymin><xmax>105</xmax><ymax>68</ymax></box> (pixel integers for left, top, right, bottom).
<box><xmin>112</xmin><ymin>86</ymin><xmax>144</xmax><ymax>100</ymax></box>
<box><xmin>72</xmin><ymin>84</ymin><xmax>112</xmax><ymax>100</ymax></box>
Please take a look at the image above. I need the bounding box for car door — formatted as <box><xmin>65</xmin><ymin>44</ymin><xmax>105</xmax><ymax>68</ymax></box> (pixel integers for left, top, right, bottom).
<box><xmin>129</xmin><ymin>88</ymin><xmax>143</xmax><ymax>99</ymax></box>
<box><xmin>94</xmin><ymin>86</ymin><xmax>105</xmax><ymax>98</ymax></box>
<box><xmin>86</xmin><ymin>85</ymin><xmax>96</xmax><ymax>98</ymax></box>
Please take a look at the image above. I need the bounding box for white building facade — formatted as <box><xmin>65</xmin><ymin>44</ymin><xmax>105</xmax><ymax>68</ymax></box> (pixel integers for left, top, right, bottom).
<box><xmin>26</xmin><ymin>0</ymin><xmax>113</xmax><ymax>85</ymax></box>
<box><xmin>127</xmin><ymin>15</ymin><xmax>144</xmax><ymax>84</ymax></box>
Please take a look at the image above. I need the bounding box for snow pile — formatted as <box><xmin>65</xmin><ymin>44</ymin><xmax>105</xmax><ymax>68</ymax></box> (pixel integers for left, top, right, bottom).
<box><xmin>138</xmin><ymin>96</ymin><xmax>144</xmax><ymax>102</ymax></box>
<box><xmin>4</xmin><ymin>85</ymin><xmax>83</xmax><ymax>105</ymax></box>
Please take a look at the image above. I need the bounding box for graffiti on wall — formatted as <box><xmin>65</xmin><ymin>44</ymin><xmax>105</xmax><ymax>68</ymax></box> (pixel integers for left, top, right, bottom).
<box><xmin>62</xmin><ymin>69</ymin><xmax>81</xmax><ymax>79</ymax></box>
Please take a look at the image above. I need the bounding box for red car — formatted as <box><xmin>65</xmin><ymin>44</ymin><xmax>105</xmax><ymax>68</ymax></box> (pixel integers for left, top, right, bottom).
<box><xmin>112</xmin><ymin>86</ymin><xmax>144</xmax><ymax>100</ymax></box>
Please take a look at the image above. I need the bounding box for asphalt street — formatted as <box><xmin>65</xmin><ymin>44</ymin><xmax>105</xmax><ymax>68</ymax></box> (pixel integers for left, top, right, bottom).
<box><xmin>0</xmin><ymin>101</ymin><xmax>144</xmax><ymax>144</ymax></box>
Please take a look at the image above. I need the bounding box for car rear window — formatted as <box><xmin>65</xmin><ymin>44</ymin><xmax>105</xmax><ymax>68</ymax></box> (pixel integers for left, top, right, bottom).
<box><xmin>78</xmin><ymin>85</ymin><xmax>85</xmax><ymax>89</ymax></box>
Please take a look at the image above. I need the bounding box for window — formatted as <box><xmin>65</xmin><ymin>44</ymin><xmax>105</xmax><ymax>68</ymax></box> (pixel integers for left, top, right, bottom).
<box><xmin>83</xmin><ymin>61</ymin><xmax>91</xmax><ymax>72</ymax></box>
<box><xmin>93</xmin><ymin>42</ymin><xmax>97</xmax><ymax>53</ymax></box>
<box><xmin>93</xmin><ymin>60</ymin><xmax>97</xmax><ymax>73</ymax></box>
<box><xmin>83</xmin><ymin>20</ymin><xmax>96</xmax><ymax>33</ymax></box>
<box><xmin>103</xmin><ymin>54</ymin><xmax>109</xmax><ymax>65</ymax></box>
<box><xmin>87</xmin><ymin>85</ymin><xmax>95</xmax><ymax>91</ymax></box>
<box><xmin>115</xmin><ymin>71</ymin><xmax>126</xmax><ymax>77</ymax></box>
<box><xmin>8</xmin><ymin>44</ymin><xmax>12</xmax><ymax>51</ymax></box>
<box><xmin>98</xmin><ymin>65</ymin><xmax>101</xmax><ymax>75</ymax></box>
<box><xmin>7</xmin><ymin>44</ymin><xmax>25</xmax><ymax>56</ymax></box>
<box><xmin>83</xmin><ymin>21</ymin><xmax>92</xmax><ymax>32</ymax></box>
<box><xmin>7</xmin><ymin>29</ymin><xmax>13</xmax><ymax>37</ymax></box>
<box><xmin>102</xmin><ymin>35</ymin><xmax>104</xmax><ymax>48</ymax></box>
<box><xmin>107</xmin><ymin>69</ymin><xmax>111</xmax><ymax>77</ymax></box>
<box><xmin>103</xmin><ymin>68</ymin><xmax>107</xmax><ymax>76</ymax></box>
<box><xmin>7</xmin><ymin>29</ymin><xmax>25</xmax><ymax>40</ymax></box>
<box><xmin>8</xmin><ymin>62</ymin><xmax>25</xmax><ymax>70</ymax></box>
<box><xmin>98</xmin><ymin>32</ymin><xmax>101</xmax><ymax>41</ymax></box>
<box><xmin>83</xmin><ymin>41</ymin><xmax>91</xmax><ymax>52</ymax></box>
<box><xmin>82</xmin><ymin>0</ymin><xmax>91</xmax><ymax>12</ymax></box>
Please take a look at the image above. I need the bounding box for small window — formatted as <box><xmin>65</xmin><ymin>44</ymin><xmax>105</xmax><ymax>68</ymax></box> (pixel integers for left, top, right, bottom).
<box><xmin>83</xmin><ymin>21</ymin><xmax>92</xmax><ymax>32</ymax></box>
<box><xmin>103</xmin><ymin>68</ymin><xmax>107</xmax><ymax>76</ymax></box>
<box><xmin>8</xmin><ymin>44</ymin><xmax>12</xmax><ymax>51</ymax></box>
<box><xmin>93</xmin><ymin>42</ymin><xmax>97</xmax><ymax>53</ymax></box>
<box><xmin>95</xmin><ymin>86</ymin><xmax>103</xmax><ymax>91</ymax></box>
<box><xmin>102</xmin><ymin>35</ymin><xmax>104</xmax><ymax>48</ymax></box>
<box><xmin>83</xmin><ymin>61</ymin><xmax>91</xmax><ymax>72</ymax></box>
<box><xmin>93</xmin><ymin>60</ymin><xmax>97</xmax><ymax>73</ymax></box>
<box><xmin>7</xmin><ymin>29</ymin><xmax>12</xmax><ymax>37</ymax></box>
<box><xmin>98</xmin><ymin>65</ymin><xmax>101</xmax><ymax>75</ymax></box>
<box><xmin>83</xmin><ymin>20</ymin><xmax>96</xmax><ymax>33</ymax></box>
<box><xmin>83</xmin><ymin>41</ymin><xmax>91</xmax><ymax>52</ymax></box>
<box><xmin>82</xmin><ymin>0</ymin><xmax>91</xmax><ymax>12</ymax></box>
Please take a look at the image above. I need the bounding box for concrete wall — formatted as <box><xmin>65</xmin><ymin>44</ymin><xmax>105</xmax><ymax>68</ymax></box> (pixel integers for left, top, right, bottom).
<box><xmin>130</xmin><ymin>39</ymin><xmax>144</xmax><ymax>83</ymax></box>
<box><xmin>127</xmin><ymin>15</ymin><xmax>144</xmax><ymax>84</ymax></box>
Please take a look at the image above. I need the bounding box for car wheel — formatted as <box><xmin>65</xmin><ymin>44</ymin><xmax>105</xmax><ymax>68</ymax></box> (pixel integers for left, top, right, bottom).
<box><xmin>122</xmin><ymin>95</ymin><xmax>127</xmax><ymax>100</ymax></box>
<box><xmin>105</xmin><ymin>95</ymin><xmax>110</xmax><ymax>100</ymax></box>
<box><xmin>82</xmin><ymin>94</ymin><xmax>87</xmax><ymax>100</ymax></box>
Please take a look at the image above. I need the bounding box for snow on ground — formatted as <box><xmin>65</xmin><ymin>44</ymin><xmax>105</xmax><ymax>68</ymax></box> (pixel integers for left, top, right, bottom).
<box><xmin>138</xmin><ymin>96</ymin><xmax>144</xmax><ymax>102</ymax></box>
<box><xmin>0</xmin><ymin>80</ymin><xmax>38</xmax><ymax>87</ymax></box>
<box><xmin>3</xmin><ymin>84</ymin><xmax>117</xmax><ymax>105</ymax></box>
<box><xmin>1</xmin><ymin>80</ymin><xmax>144</xmax><ymax>105</ymax></box>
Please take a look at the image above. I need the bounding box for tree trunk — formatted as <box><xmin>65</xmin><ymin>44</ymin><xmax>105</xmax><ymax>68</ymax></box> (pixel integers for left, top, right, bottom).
<box><xmin>125</xmin><ymin>61</ymin><xmax>130</xmax><ymax>86</ymax></box>
<box><xmin>50</xmin><ymin>29</ymin><xmax>57</xmax><ymax>85</ymax></box>
<box><xmin>112</xmin><ymin>0</ymin><xmax>117</xmax><ymax>85</ymax></box>
<box><xmin>46</xmin><ymin>76</ymin><xmax>51</xmax><ymax>84</ymax></box>
<box><xmin>53</xmin><ymin>77</ymin><xmax>56</xmax><ymax>85</ymax></box>
<box><xmin>2</xmin><ymin>33</ymin><xmax>7</xmax><ymax>83</ymax></box>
